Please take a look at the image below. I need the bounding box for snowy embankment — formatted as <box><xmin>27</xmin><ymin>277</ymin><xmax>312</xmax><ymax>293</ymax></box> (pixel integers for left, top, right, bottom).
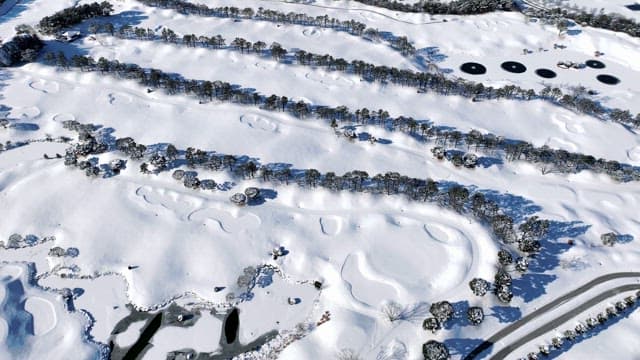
<box><xmin>0</xmin><ymin>263</ymin><xmax>105</xmax><ymax>359</ymax></box>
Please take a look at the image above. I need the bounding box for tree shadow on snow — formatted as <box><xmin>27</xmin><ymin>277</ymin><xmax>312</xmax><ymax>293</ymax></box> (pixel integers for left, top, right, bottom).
<box><xmin>513</xmin><ymin>220</ymin><xmax>589</xmax><ymax>302</ymax></box>
<box><xmin>10</xmin><ymin>122</ymin><xmax>39</xmax><ymax>131</ymax></box>
<box><xmin>489</xmin><ymin>305</ymin><xmax>522</xmax><ymax>323</ymax></box>
<box><xmin>476</xmin><ymin>156</ymin><xmax>503</xmax><ymax>168</ymax></box>
<box><xmin>247</xmin><ymin>188</ymin><xmax>277</xmax><ymax>206</ymax></box>
<box><xmin>444</xmin><ymin>338</ymin><xmax>486</xmax><ymax>358</ymax></box>
<box><xmin>617</xmin><ymin>234</ymin><xmax>634</xmax><ymax>244</ymax></box>
<box><xmin>443</xmin><ymin>300</ymin><xmax>470</xmax><ymax>329</ymax></box>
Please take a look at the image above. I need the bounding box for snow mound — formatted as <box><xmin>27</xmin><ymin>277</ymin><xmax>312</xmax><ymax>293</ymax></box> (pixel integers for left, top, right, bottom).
<box><xmin>302</xmin><ymin>28</ymin><xmax>321</xmax><ymax>37</ymax></box>
<box><xmin>305</xmin><ymin>71</ymin><xmax>355</xmax><ymax>88</ymax></box>
<box><xmin>107</xmin><ymin>92</ymin><xmax>133</xmax><ymax>105</ymax></box>
<box><xmin>51</xmin><ymin>113</ymin><xmax>76</xmax><ymax>123</ymax></box>
<box><xmin>627</xmin><ymin>146</ymin><xmax>640</xmax><ymax>162</ymax></box>
<box><xmin>0</xmin><ymin>264</ymin><xmax>102</xmax><ymax>359</ymax></box>
<box><xmin>136</xmin><ymin>185</ymin><xmax>201</xmax><ymax>219</ymax></box>
<box><xmin>24</xmin><ymin>297</ymin><xmax>57</xmax><ymax>336</ymax></box>
<box><xmin>239</xmin><ymin>114</ymin><xmax>279</xmax><ymax>132</ymax></box>
<box><xmin>188</xmin><ymin>207</ymin><xmax>262</xmax><ymax>234</ymax></box>
<box><xmin>341</xmin><ymin>252</ymin><xmax>400</xmax><ymax>305</ymax></box>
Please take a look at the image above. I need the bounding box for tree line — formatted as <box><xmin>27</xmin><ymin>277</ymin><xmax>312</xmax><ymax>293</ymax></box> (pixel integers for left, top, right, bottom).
<box><xmin>353</xmin><ymin>0</ymin><xmax>512</xmax><ymax>15</ymax></box>
<box><xmin>84</xmin><ymin>18</ymin><xmax>640</xmax><ymax>130</ymax></box>
<box><xmin>38</xmin><ymin>1</ymin><xmax>114</xmax><ymax>34</ymax></box>
<box><xmin>43</xmin><ymin>52</ymin><xmax>640</xmax><ymax>183</ymax></box>
<box><xmin>61</xmin><ymin>119</ymin><xmax>558</xmax><ymax>360</ymax></box>
<box><xmin>135</xmin><ymin>0</ymin><xmax>416</xmax><ymax>56</ymax></box>
<box><xmin>42</xmin><ymin>2</ymin><xmax>640</xmax><ymax>131</ymax></box>
<box><xmin>62</xmin><ymin>117</ymin><xmax>554</xmax><ymax>310</ymax></box>
<box><xmin>526</xmin><ymin>6</ymin><xmax>640</xmax><ymax>39</ymax></box>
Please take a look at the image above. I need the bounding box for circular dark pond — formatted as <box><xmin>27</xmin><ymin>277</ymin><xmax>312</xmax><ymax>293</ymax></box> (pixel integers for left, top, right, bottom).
<box><xmin>585</xmin><ymin>60</ymin><xmax>605</xmax><ymax>69</ymax></box>
<box><xmin>535</xmin><ymin>68</ymin><xmax>557</xmax><ymax>79</ymax></box>
<box><xmin>460</xmin><ymin>62</ymin><xmax>487</xmax><ymax>75</ymax></box>
<box><xmin>501</xmin><ymin>61</ymin><xmax>527</xmax><ymax>73</ymax></box>
<box><xmin>596</xmin><ymin>74</ymin><xmax>620</xmax><ymax>85</ymax></box>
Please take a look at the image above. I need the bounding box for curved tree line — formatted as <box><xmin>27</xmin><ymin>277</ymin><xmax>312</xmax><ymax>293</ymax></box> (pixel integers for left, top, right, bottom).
<box><xmin>43</xmin><ymin>52</ymin><xmax>640</xmax><ymax>183</ymax></box>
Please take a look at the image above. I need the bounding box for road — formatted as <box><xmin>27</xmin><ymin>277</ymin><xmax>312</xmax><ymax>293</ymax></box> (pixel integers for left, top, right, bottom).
<box><xmin>464</xmin><ymin>272</ymin><xmax>640</xmax><ymax>360</ymax></box>
<box><xmin>492</xmin><ymin>284</ymin><xmax>640</xmax><ymax>359</ymax></box>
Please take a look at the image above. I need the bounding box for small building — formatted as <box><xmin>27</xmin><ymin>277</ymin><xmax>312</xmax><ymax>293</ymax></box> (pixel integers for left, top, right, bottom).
<box><xmin>56</xmin><ymin>31</ymin><xmax>81</xmax><ymax>42</ymax></box>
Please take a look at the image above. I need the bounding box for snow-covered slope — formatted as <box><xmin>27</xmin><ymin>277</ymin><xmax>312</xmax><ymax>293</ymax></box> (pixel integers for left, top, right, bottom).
<box><xmin>1</xmin><ymin>0</ymin><xmax>640</xmax><ymax>359</ymax></box>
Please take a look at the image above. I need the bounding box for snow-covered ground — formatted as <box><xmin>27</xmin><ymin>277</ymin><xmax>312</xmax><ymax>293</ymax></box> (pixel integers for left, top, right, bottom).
<box><xmin>1</xmin><ymin>0</ymin><xmax>640</xmax><ymax>359</ymax></box>
<box><xmin>0</xmin><ymin>263</ymin><xmax>105</xmax><ymax>359</ymax></box>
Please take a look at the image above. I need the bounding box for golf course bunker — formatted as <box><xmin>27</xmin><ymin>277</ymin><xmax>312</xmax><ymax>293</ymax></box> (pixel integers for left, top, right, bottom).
<box><xmin>24</xmin><ymin>297</ymin><xmax>57</xmax><ymax>336</ymax></box>
<box><xmin>597</xmin><ymin>74</ymin><xmax>620</xmax><ymax>85</ymax></box>
<box><xmin>535</xmin><ymin>68</ymin><xmax>557</xmax><ymax>79</ymax></box>
<box><xmin>501</xmin><ymin>61</ymin><xmax>527</xmax><ymax>73</ymax></box>
<box><xmin>460</xmin><ymin>62</ymin><xmax>487</xmax><ymax>75</ymax></box>
<box><xmin>585</xmin><ymin>59</ymin><xmax>605</xmax><ymax>69</ymax></box>
<box><xmin>319</xmin><ymin>216</ymin><xmax>343</xmax><ymax>236</ymax></box>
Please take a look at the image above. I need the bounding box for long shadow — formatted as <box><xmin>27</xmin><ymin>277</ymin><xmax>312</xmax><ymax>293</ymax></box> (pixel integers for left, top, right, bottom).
<box><xmin>444</xmin><ymin>338</ymin><xmax>486</xmax><ymax>358</ymax></box>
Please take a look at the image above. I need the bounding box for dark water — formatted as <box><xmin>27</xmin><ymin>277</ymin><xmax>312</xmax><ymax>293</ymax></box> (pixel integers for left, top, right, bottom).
<box><xmin>586</xmin><ymin>59</ymin><xmax>605</xmax><ymax>69</ymax></box>
<box><xmin>460</xmin><ymin>62</ymin><xmax>487</xmax><ymax>75</ymax></box>
<box><xmin>535</xmin><ymin>68</ymin><xmax>557</xmax><ymax>79</ymax></box>
<box><xmin>224</xmin><ymin>308</ymin><xmax>239</xmax><ymax>344</ymax></box>
<box><xmin>122</xmin><ymin>312</ymin><xmax>163</xmax><ymax>360</ymax></box>
<box><xmin>501</xmin><ymin>61</ymin><xmax>527</xmax><ymax>73</ymax></box>
<box><xmin>596</xmin><ymin>74</ymin><xmax>620</xmax><ymax>85</ymax></box>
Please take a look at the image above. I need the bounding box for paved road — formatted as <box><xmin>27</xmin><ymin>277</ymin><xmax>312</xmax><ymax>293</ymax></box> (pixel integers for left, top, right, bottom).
<box><xmin>492</xmin><ymin>284</ymin><xmax>640</xmax><ymax>359</ymax></box>
<box><xmin>464</xmin><ymin>272</ymin><xmax>640</xmax><ymax>360</ymax></box>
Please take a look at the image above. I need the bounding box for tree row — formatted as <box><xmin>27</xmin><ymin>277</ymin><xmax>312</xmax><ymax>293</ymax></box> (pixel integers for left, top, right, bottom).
<box><xmin>43</xmin><ymin>52</ymin><xmax>640</xmax><ymax>183</ymax></box>
<box><xmin>353</xmin><ymin>0</ymin><xmax>512</xmax><ymax>15</ymax></box>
